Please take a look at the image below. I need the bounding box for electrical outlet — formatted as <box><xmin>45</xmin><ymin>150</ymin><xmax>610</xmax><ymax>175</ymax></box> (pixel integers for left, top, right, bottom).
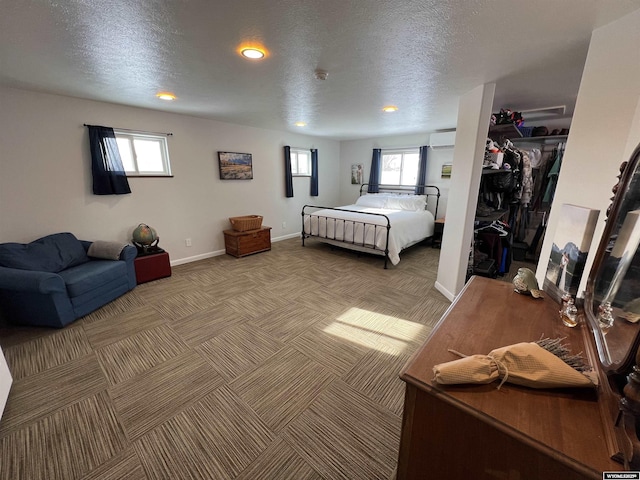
<box><xmin>282</xmin><ymin>221</ymin><xmax>286</xmax><ymax>229</ymax></box>
<box><xmin>185</xmin><ymin>238</ymin><xmax>192</xmax><ymax>247</ymax></box>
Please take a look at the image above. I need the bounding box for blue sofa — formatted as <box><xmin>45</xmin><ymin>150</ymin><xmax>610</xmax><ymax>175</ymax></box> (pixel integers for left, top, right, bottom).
<box><xmin>0</xmin><ymin>232</ymin><xmax>137</xmax><ymax>328</ymax></box>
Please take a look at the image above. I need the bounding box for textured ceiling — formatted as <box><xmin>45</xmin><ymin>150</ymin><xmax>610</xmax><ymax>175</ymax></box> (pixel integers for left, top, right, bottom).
<box><xmin>1</xmin><ymin>0</ymin><xmax>639</xmax><ymax>140</ymax></box>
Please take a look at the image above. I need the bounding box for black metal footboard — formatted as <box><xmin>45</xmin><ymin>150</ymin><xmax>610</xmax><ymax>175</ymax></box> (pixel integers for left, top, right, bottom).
<box><xmin>301</xmin><ymin>206</ymin><xmax>392</xmax><ymax>268</ymax></box>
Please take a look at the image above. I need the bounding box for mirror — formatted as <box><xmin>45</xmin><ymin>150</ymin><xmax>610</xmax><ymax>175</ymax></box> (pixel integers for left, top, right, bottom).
<box><xmin>585</xmin><ymin>142</ymin><xmax>640</xmax><ymax>374</ymax></box>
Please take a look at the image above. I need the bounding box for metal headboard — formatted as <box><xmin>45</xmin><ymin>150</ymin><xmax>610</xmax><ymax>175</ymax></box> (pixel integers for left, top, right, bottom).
<box><xmin>359</xmin><ymin>184</ymin><xmax>441</xmax><ymax>218</ymax></box>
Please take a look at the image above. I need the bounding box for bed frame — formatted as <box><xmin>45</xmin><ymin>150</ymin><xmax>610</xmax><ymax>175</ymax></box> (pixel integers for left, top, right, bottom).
<box><xmin>301</xmin><ymin>184</ymin><xmax>441</xmax><ymax>268</ymax></box>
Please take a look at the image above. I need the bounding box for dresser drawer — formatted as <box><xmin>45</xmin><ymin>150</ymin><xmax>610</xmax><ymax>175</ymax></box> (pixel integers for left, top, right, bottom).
<box><xmin>224</xmin><ymin>227</ymin><xmax>271</xmax><ymax>257</ymax></box>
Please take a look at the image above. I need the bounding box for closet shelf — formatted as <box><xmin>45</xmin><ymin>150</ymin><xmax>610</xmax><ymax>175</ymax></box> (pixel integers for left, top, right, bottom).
<box><xmin>476</xmin><ymin>209</ymin><xmax>509</xmax><ymax>222</ymax></box>
<box><xmin>511</xmin><ymin>135</ymin><xmax>568</xmax><ymax>144</ymax></box>
<box><xmin>488</xmin><ymin>123</ymin><xmax>523</xmax><ymax>141</ymax></box>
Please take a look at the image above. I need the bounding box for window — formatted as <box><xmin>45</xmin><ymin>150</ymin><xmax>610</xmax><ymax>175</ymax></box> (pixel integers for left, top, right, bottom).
<box><xmin>115</xmin><ymin>131</ymin><xmax>172</xmax><ymax>176</ymax></box>
<box><xmin>290</xmin><ymin>149</ymin><xmax>311</xmax><ymax>176</ymax></box>
<box><xmin>380</xmin><ymin>149</ymin><xmax>419</xmax><ymax>185</ymax></box>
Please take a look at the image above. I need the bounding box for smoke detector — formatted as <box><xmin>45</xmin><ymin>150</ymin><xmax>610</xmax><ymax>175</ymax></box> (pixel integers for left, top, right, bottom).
<box><xmin>314</xmin><ymin>70</ymin><xmax>328</xmax><ymax>81</ymax></box>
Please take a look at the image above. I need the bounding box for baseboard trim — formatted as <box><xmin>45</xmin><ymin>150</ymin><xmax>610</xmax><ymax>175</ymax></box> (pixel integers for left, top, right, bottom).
<box><xmin>434</xmin><ymin>281</ymin><xmax>456</xmax><ymax>302</ymax></box>
<box><xmin>170</xmin><ymin>232</ymin><xmax>301</xmax><ymax>266</ymax></box>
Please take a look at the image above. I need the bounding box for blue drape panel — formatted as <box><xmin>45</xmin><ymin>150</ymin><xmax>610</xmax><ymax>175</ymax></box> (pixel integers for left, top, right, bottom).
<box><xmin>284</xmin><ymin>145</ymin><xmax>294</xmax><ymax>197</ymax></box>
<box><xmin>415</xmin><ymin>145</ymin><xmax>428</xmax><ymax>194</ymax></box>
<box><xmin>87</xmin><ymin>125</ymin><xmax>131</xmax><ymax>195</ymax></box>
<box><xmin>368</xmin><ymin>148</ymin><xmax>381</xmax><ymax>193</ymax></box>
<box><xmin>310</xmin><ymin>149</ymin><xmax>318</xmax><ymax>196</ymax></box>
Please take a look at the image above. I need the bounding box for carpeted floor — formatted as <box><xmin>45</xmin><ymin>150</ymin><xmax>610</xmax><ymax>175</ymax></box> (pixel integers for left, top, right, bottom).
<box><xmin>0</xmin><ymin>237</ymin><xmax>450</xmax><ymax>480</ymax></box>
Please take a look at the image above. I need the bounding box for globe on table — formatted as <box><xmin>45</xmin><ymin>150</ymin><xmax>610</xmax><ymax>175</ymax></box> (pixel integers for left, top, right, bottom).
<box><xmin>132</xmin><ymin>224</ymin><xmax>161</xmax><ymax>254</ymax></box>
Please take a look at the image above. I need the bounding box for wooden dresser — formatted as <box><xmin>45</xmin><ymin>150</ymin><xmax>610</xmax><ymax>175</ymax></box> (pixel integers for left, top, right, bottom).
<box><xmin>397</xmin><ymin>276</ymin><xmax>623</xmax><ymax>479</ymax></box>
<box><xmin>223</xmin><ymin>226</ymin><xmax>271</xmax><ymax>258</ymax></box>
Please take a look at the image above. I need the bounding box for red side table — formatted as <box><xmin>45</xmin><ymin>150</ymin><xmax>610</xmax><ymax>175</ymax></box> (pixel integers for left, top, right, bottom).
<box><xmin>134</xmin><ymin>251</ymin><xmax>171</xmax><ymax>284</ymax></box>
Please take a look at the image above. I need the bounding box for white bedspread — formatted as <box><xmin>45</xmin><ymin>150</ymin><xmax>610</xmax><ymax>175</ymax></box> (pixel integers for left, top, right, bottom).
<box><xmin>304</xmin><ymin>205</ymin><xmax>435</xmax><ymax>265</ymax></box>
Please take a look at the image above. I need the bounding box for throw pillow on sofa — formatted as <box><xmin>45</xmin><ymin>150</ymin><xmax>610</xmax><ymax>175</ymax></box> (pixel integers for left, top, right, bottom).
<box><xmin>0</xmin><ymin>232</ymin><xmax>89</xmax><ymax>272</ymax></box>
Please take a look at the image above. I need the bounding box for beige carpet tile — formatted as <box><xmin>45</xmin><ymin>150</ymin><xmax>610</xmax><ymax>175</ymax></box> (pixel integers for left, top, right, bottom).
<box><xmin>263</xmin><ymin>251</ymin><xmax>309</xmax><ymax>271</ymax></box>
<box><xmin>95</xmin><ymin>324</ymin><xmax>189</xmax><ymax>386</ymax></box>
<box><xmin>283</xmin><ymin>379</ymin><xmax>401</xmax><ymax>480</ymax></box>
<box><xmin>342</xmin><ymin>345</ymin><xmax>413</xmax><ymax>417</ymax></box>
<box><xmin>132</xmin><ymin>276</ymin><xmax>194</xmax><ymax>303</ymax></box>
<box><xmin>134</xmin><ymin>385</ymin><xmax>274</xmax><ymax>480</ymax></box>
<box><xmin>81</xmin><ymin>448</ymin><xmax>148</xmax><ymax>480</ymax></box>
<box><xmin>235</xmin><ymin>437</ymin><xmax>322</xmax><ymax>480</ymax></box>
<box><xmin>83</xmin><ymin>306</ymin><xmax>167</xmax><ymax>350</ymax></box>
<box><xmin>230</xmin><ymin>347</ymin><xmax>336</xmax><ymax>433</ymax></box>
<box><xmin>203</xmin><ymin>275</ymin><xmax>261</xmax><ymax>301</ymax></box>
<box><xmin>170</xmin><ymin>304</ymin><xmax>251</xmax><ymax>347</ymax></box>
<box><xmin>294</xmin><ymin>287</ymin><xmax>361</xmax><ymax>317</ymax></box>
<box><xmin>319</xmin><ymin>307</ymin><xmax>408</xmax><ymax>351</ymax></box>
<box><xmin>0</xmin><ymin>391</ymin><xmax>126</xmax><ymax>480</ymax></box>
<box><xmin>109</xmin><ymin>350</ymin><xmax>224</xmax><ymax>441</ymax></box>
<box><xmin>248</xmin><ymin>303</ymin><xmax>326</xmax><ymax>343</ymax></box>
<box><xmin>239</xmin><ymin>267</ymin><xmax>292</xmax><ymax>287</ymax></box>
<box><xmin>81</xmin><ymin>291</ymin><xmax>146</xmax><ymax>324</ymax></box>
<box><xmin>358</xmin><ymin>286</ymin><xmax>424</xmax><ymax>317</ymax></box>
<box><xmin>152</xmin><ymin>290</ymin><xmax>218</xmax><ymax>321</ymax></box>
<box><xmin>196</xmin><ymin>323</ymin><xmax>285</xmax><ymax>381</ymax></box>
<box><xmin>369</xmin><ymin>316</ymin><xmax>432</xmax><ymax>356</ymax></box>
<box><xmin>0</xmin><ymin>324</ymin><xmax>55</xmax><ymax>349</ymax></box>
<box><xmin>320</xmin><ymin>273</ymin><xmax>383</xmax><ymax>299</ymax></box>
<box><xmin>289</xmin><ymin>324</ymin><xmax>370</xmax><ymax>376</ymax></box>
<box><xmin>405</xmin><ymin>295</ymin><xmax>451</xmax><ymax>327</ymax></box>
<box><xmin>182</xmin><ymin>268</ymin><xmax>231</xmax><ymax>289</ymax></box>
<box><xmin>0</xmin><ymin>354</ymin><xmax>107</xmax><ymax>437</ymax></box>
<box><xmin>381</xmin><ymin>272</ymin><xmax>438</xmax><ymax>297</ymax></box>
<box><xmin>222</xmin><ymin>289</ymin><xmax>292</xmax><ymax>319</ymax></box>
<box><xmin>261</xmin><ymin>274</ymin><xmax>324</xmax><ymax>301</ymax></box>
<box><xmin>296</xmin><ymin>263</ymin><xmax>359</xmax><ymax>287</ymax></box>
<box><xmin>3</xmin><ymin>323</ymin><xmax>92</xmax><ymax>381</ymax></box>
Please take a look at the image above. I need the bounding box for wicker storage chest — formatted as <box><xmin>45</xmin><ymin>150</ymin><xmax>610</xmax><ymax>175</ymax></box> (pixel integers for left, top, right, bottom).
<box><xmin>223</xmin><ymin>227</ymin><xmax>271</xmax><ymax>257</ymax></box>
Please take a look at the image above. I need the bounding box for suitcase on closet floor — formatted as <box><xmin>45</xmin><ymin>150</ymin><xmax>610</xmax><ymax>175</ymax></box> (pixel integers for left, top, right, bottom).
<box><xmin>474</xmin><ymin>259</ymin><xmax>497</xmax><ymax>278</ymax></box>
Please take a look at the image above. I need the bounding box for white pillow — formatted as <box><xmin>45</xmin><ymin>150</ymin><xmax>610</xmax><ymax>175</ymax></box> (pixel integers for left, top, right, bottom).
<box><xmin>355</xmin><ymin>194</ymin><xmax>388</xmax><ymax>208</ymax></box>
<box><xmin>385</xmin><ymin>194</ymin><xmax>427</xmax><ymax>211</ymax></box>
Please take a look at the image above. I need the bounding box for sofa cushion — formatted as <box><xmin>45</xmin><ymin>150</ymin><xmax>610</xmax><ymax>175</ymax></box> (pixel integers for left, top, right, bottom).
<box><xmin>0</xmin><ymin>233</ymin><xmax>89</xmax><ymax>273</ymax></box>
<box><xmin>59</xmin><ymin>260</ymin><xmax>127</xmax><ymax>298</ymax></box>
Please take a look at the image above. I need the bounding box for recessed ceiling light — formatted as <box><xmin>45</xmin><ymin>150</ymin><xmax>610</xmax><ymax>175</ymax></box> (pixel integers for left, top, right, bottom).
<box><xmin>156</xmin><ymin>92</ymin><xmax>176</xmax><ymax>101</ymax></box>
<box><xmin>240</xmin><ymin>48</ymin><xmax>265</xmax><ymax>59</ymax></box>
<box><xmin>382</xmin><ymin>105</ymin><xmax>398</xmax><ymax>112</ymax></box>
<box><xmin>295</xmin><ymin>121</ymin><xmax>307</xmax><ymax>127</ymax></box>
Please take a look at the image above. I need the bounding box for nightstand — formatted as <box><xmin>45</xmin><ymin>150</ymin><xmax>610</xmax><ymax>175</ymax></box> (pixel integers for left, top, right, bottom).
<box><xmin>134</xmin><ymin>251</ymin><xmax>171</xmax><ymax>284</ymax></box>
<box><xmin>432</xmin><ymin>218</ymin><xmax>445</xmax><ymax>248</ymax></box>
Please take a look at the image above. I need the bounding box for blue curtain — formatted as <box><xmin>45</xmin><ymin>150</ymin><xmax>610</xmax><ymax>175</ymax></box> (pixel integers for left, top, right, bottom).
<box><xmin>284</xmin><ymin>145</ymin><xmax>293</xmax><ymax>197</ymax></box>
<box><xmin>310</xmin><ymin>149</ymin><xmax>318</xmax><ymax>196</ymax></box>
<box><xmin>87</xmin><ymin>125</ymin><xmax>131</xmax><ymax>195</ymax></box>
<box><xmin>368</xmin><ymin>148</ymin><xmax>381</xmax><ymax>193</ymax></box>
<box><xmin>415</xmin><ymin>145</ymin><xmax>428</xmax><ymax>194</ymax></box>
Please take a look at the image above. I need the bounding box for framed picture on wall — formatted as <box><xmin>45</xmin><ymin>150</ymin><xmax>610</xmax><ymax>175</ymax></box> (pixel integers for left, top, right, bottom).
<box><xmin>218</xmin><ymin>152</ymin><xmax>253</xmax><ymax>180</ymax></box>
<box><xmin>441</xmin><ymin>164</ymin><xmax>452</xmax><ymax>178</ymax></box>
<box><xmin>351</xmin><ymin>164</ymin><xmax>364</xmax><ymax>184</ymax></box>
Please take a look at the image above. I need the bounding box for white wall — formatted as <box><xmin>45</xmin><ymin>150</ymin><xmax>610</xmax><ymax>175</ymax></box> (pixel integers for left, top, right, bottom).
<box><xmin>338</xmin><ymin>133</ymin><xmax>454</xmax><ymax>218</ymax></box>
<box><xmin>0</xmin><ymin>346</ymin><xmax>11</xmax><ymax>422</ymax></box>
<box><xmin>0</xmin><ymin>86</ymin><xmax>341</xmax><ymax>263</ymax></box>
<box><xmin>436</xmin><ymin>83</ymin><xmax>496</xmax><ymax>300</ymax></box>
<box><xmin>536</xmin><ymin>8</ymin><xmax>640</xmax><ymax>295</ymax></box>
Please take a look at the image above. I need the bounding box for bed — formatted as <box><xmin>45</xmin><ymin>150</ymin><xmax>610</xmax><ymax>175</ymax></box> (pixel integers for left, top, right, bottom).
<box><xmin>301</xmin><ymin>184</ymin><xmax>440</xmax><ymax>268</ymax></box>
